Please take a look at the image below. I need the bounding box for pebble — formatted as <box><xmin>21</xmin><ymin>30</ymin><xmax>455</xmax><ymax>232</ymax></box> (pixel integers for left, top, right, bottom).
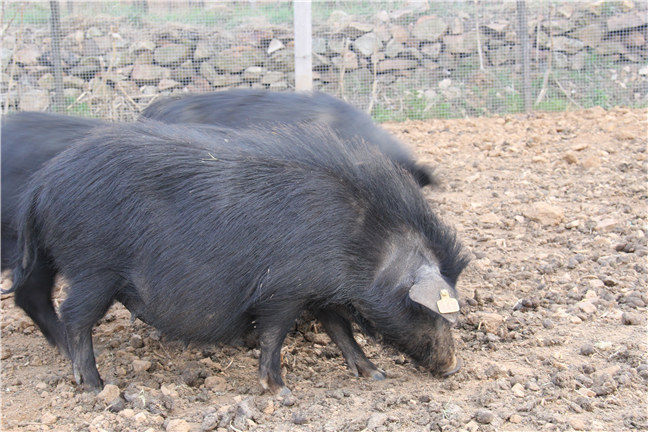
<box><xmin>418</xmin><ymin>394</ymin><xmax>431</xmax><ymax>403</ymax></box>
<box><xmin>130</xmin><ymin>334</ymin><xmax>144</xmax><ymax>348</ymax></box>
<box><xmin>595</xmin><ymin>218</ymin><xmax>619</xmax><ymax>232</ymax></box>
<box><xmin>592</xmin><ymin>374</ymin><xmax>617</xmax><ymax>396</ymax></box>
<box><xmin>0</xmin><ymin>347</ymin><xmax>10</xmax><ymax>360</ymax></box>
<box><xmin>579</xmin><ymin>344</ymin><xmax>595</xmax><ymax>356</ymax></box>
<box><xmin>108</xmin><ymin>397</ymin><xmax>125</xmax><ymax>413</ymax></box>
<box><xmin>120</xmin><ymin>408</ymin><xmax>135</xmax><ymax>419</ymax></box>
<box><xmin>132</xmin><ymin>359</ymin><xmax>152</xmax><ymax>373</ymax></box>
<box><xmin>305</xmin><ymin>331</ymin><xmax>329</xmax><ymax>345</ymax></box>
<box><xmin>524</xmin><ymin>202</ymin><xmax>564</xmax><ymax>226</ymax></box>
<box><xmin>581</xmin><ymin>155</ymin><xmax>601</xmax><ymax>169</ymax></box>
<box><xmin>41</xmin><ymin>412</ymin><xmax>58</xmax><ymax>425</ymax></box>
<box><xmin>326</xmin><ymin>389</ymin><xmax>344</xmax><ymax>399</ymax></box>
<box><xmin>236</xmin><ymin>398</ymin><xmax>260</xmax><ymax>421</ymax></box>
<box><xmin>563</xmin><ymin>151</ymin><xmax>578</xmax><ymax>164</ymax></box>
<box><xmin>576</xmin><ymin>388</ymin><xmax>596</xmax><ymax>398</ymax></box>
<box><xmin>485</xmin><ymin>333</ymin><xmax>499</xmax><ymax>343</ymax></box>
<box><xmin>473</xmin><ymin>312</ymin><xmax>505</xmax><ymax>333</ymax></box>
<box><xmin>542</xmin><ymin>319</ymin><xmax>554</xmax><ymax>329</ymax></box>
<box><xmin>637</xmin><ymin>365</ymin><xmax>648</xmax><ymax>379</ymax></box>
<box><xmin>97</xmin><ymin>384</ymin><xmax>121</xmax><ymax>403</ymax></box>
<box><xmin>259</xmin><ymin>398</ymin><xmax>275</xmax><ymax>415</ymax></box>
<box><xmin>475</xmin><ymin>409</ymin><xmax>494</xmax><ymax>424</ymax></box>
<box><xmin>551</xmin><ymin>371</ymin><xmax>572</xmax><ymax>388</ymax></box>
<box><xmin>513</xmin><ymin>298</ymin><xmax>539</xmax><ymax>311</ymax></box>
<box><xmin>565</xmin><ymin>219</ymin><xmax>580</xmax><ymax>229</ymax></box>
<box><xmin>558</xmin><ymin>272</ymin><xmax>572</xmax><ymax>283</ymax></box>
<box><xmin>134</xmin><ymin>412</ymin><xmax>148</xmax><ymax>424</ymax></box>
<box><xmin>621</xmin><ymin>312</ymin><xmax>640</xmax><ymax>325</ymax></box>
<box><xmin>199</xmin><ymin>357</ymin><xmax>216</xmax><ymax>368</ymax></box>
<box><xmin>479</xmin><ymin>212</ymin><xmax>501</xmax><ymax>224</ymax></box>
<box><xmin>625</xmin><ymin>294</ymin><xmax>646</xmax><ymax>308</ymax></box>
<box><xmin>509</xmin><ymin>414</ymin><xmax>523</xmax><ymax>423</ymax></box>
<box><xmin>569</xmin><ymin>417</ymin><xmax>588</xmax><ymax>430</ymax></box>
<box><xmin>589</xmin><ymin>279</ymin><xmax>604</xmax><ymax>289</ymax></box>
<box><xmin>484</xmin><ymin>364</ymin><xmax>506</xmax><ymax>379</ymax></box>
<box><xmin>166</xmin><ymin>419</ymin><xmax>191</xmax><ymax>432</ymax></box>
<box><xmin>511</xmin><ymin>382</ymin><xmax>525</xmax><ymax>397</ymax></box>
<box><xmin>150</xmin><ymin>414</ymin><xmax>165</xmax><ymax>425</ymax></box>
<box><xmin>609</xmin><ymin>309</ymin><xmax>624</xmax><ymax>322</ymax></box>
<box><xmin>570</xmin><ymin>316</ymin><xmax>583</xmax><ymax>324</ymax></box>
<box><xmin>201</xmin><ymin>412</ymin><xmax>219</xmax><ymax>431</ymax></box>
<box><xmin>443</xmin><ymin>403</ymin><xmax>465</xmax><ymax>422</ymax></box>
<box><xmin>367</xmin><ymin>413</ymin><xmax>388</xmax><ymax>430</ymax></box>
<box><xmin>292</xmin><ymin>412</ymin><xmax>308</xmax><ymax>425</ymax></box>
<box><xmin>181</xmin><ymin>363</ymin><xmax>205</xmax><ymax>387</ymax></box>
<box><xmin>204</xmin><ymin>375</ymin><xmax>227</xmax><ymax>391</ymax></box>
<box><xmin>594</xmin><ymin>341</ymin><xmax>612</xmax><ymax>350</ymax></box>
<box><xmin>465</xmin><ymin>419</ymin><xmax>479</xmax><ymax>432</ymax></box>
<box><xmin>576</xmin><ymin>300</ymin><xmax>596</xmax><ymax>315</ymax></box>
<box><xmin>576</xmin><ymin>396</ymin><xmax>594</xmax><ymax>412</ymax></box>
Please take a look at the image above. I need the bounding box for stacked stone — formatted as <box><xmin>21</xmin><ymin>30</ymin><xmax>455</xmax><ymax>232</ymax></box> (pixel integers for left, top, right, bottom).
<box><xmin>2</xmin><ymin>2</ymin><xmax>646</xmax><ymax>115</ymax></box>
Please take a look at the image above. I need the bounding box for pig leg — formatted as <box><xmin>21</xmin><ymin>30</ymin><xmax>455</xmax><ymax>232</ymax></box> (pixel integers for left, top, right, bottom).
<box><xmin>316</xmin><ymin>309</ymin><xmax>386</xmax><ymax>380</ymax></box>
<box><xmin>257</xmin><ymin>309</ymin><xmax>301</xmax><ymax>396</ymax></box>
<box><xmin>13</xmin><ymin>257</ymin><xmax>69</xmax><ymax>357</ymax></box>
<box><xmin>60</xmin><ymin>275</ymin><xmax>116</xmax><ymax>390</ymax></box>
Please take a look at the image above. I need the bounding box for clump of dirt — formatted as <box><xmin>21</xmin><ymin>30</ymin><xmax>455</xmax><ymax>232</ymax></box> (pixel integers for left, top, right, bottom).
<box><xmin>2</xmin><ymin>107</ymin><xmax>646</xmax><ymax>432</ymax></box>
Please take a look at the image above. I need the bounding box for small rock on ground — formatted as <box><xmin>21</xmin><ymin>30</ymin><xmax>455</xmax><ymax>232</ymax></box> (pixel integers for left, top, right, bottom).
<box><xmin>475</xmin><ymin>409</ymin><xmax>495</xmax><ymax>424</ymax></box>
<box><xmin>166</xmin><ymin>418</ymin><xmax>191</xmax><ymax>432</ymax></box>
<box><xmin>292</xmin><ymin>412</ymin><xmax>308</xmax><ymax>425</ymax></box>
<box><xmin>621</xmin><ymin>312</ymin><xmax>641</xmax><ymax>325</ymax></box>
<box><xmin>97</xmin><ymin>384</ymin><xmax>120</xmax><ymax>404</ymax></box>
<box><xmin>580</xmin><ymin>344</ymin><xmax>595</xmax><ymax>356</ymax></box>
<box><xmin>367</xmin><ymin>413</ymin><xmax>388</xmax><ymax>429</ymax></box>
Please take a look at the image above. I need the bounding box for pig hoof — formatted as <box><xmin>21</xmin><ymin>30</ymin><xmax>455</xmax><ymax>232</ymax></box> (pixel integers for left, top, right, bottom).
<box><xmin>371</xmin><ymin>369</ymin><xmax>386</xmax><ymax>381</ymax></box>
<box><xmin>441</xmin><ymin>357</ymin><xmax>462</xmax><ymax>377</ymax></box>
<box><xmin>85</xmin><ymin>384</ymin><xmax>103</xmax><ymax>394</ymax></box>
<box><xmin>82</xmin><ymin>379</ymin><xmax>104</xmax><ymax>392</ymax></box>
<box><xmin>73</xmin><ymin>367</ymin><xmax>82</xmax><ymax>386</ymax></box>
<box><xmin>277</xmin><ymin>386</ymin><xmax>292</xmax><ymax>398</ymax></box>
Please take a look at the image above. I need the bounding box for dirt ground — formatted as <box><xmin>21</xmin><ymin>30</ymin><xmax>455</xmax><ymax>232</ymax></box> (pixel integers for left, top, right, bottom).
<box><xmin>1</xmin><ymin>107</ymin><xmax>646</xmax><ymax>432</ymax></box>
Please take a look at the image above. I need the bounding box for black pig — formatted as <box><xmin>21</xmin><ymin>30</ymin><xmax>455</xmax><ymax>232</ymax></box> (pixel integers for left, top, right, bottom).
<box><xmin>1</xmin><ymin>112</ymin><xmax>107</xmax><ymax>269</ymax></box>
<box><xmin>141</xmin><ymin>89</ymin><xmax>436</xmax><ymax>187</ymax></box>
<box><xmin>10</xmin><ymin>121</ymin><xmax>467</xmax><ymax>394</ymax></box>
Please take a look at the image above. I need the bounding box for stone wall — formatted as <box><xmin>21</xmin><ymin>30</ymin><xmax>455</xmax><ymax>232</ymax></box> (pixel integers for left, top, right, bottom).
<box><xmin>2</xmin><ymin>1</ymin><xmax>647</xmax><ymax>120</ymax></box>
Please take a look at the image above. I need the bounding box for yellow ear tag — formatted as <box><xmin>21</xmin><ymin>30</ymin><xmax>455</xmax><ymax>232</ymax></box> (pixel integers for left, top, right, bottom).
<box><xmin>437</xmin><ymin>289</ymin><xmax>460</xmax><ymax>314</ymax></box>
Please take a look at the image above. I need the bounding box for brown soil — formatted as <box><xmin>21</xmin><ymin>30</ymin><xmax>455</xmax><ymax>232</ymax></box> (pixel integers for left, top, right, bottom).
<box><xmin>1</xmin><ymin>107</ymin><xmax>647</xmax><ymax>432</ymax></box>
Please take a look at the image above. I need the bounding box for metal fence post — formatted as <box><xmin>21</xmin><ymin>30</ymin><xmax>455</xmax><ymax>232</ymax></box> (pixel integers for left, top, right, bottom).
<box><xmin>49</xmin><ymin>0</ymin><xmax>65</xmax><ymax>112</ymax></box>
<box><xmin>516</xmin><ymin>0</ymin><xmax>531</xmax><ymax>112</ymax></box>
<box><xmin>293</xmin><ymin>0</ymin><xmax>312</xmax><ymax>92</ymax></box>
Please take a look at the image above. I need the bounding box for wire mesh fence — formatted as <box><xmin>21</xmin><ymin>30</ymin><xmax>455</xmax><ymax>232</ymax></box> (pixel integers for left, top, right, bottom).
<box><xmin>1</xmin><ymin>0</ymin><xmax>646</xmax><ymax>122</ymax></box>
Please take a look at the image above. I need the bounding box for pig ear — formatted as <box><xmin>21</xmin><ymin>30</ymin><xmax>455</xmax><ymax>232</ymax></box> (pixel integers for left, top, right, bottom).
<box><xmin>408</xmin><ymin>265</ymin><xmax>460</xmax><ymax>323</ymax></box>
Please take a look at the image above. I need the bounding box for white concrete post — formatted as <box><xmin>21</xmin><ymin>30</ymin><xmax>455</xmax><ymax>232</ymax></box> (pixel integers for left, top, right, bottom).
<box><xmin>293</xmin><ymin>0</ymin><xmax>312</xmax><ymax>91</ymax></box>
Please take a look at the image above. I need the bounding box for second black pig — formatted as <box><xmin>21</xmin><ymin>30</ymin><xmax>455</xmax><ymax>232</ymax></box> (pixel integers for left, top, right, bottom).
<box><xmin>1</xmin><ymin>112</ymin><xmax>107</xmax><ymax>269</ymax></box>
<box><xmin>141</xmin><ymin>89</ymin><xmax>437</xmax><ymax>187</ymax></box>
